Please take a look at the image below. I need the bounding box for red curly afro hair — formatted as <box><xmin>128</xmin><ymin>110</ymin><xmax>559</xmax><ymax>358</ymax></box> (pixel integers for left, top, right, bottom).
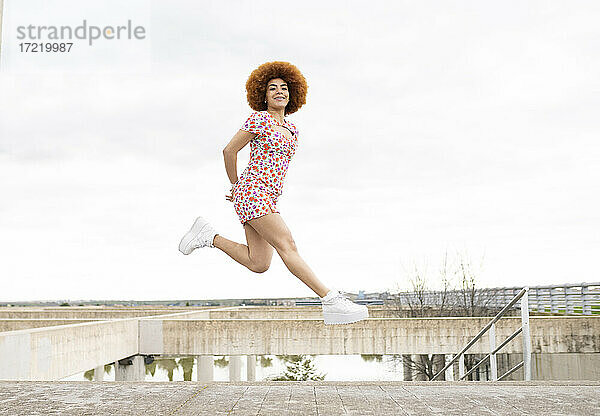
<box><xmin>245</xmin><ymin>61</ymin><xmax>307</xmax><ymax>115</ymax></box>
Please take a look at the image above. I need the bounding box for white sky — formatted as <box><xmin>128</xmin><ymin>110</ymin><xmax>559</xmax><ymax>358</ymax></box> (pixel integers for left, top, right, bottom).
<box><xmin>1</xmin><ymin>0</ymin><xmax>599</xmax><ymax>302</ymax></box>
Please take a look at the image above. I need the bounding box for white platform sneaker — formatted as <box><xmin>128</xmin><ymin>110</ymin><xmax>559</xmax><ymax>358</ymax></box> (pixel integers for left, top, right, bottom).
<box><xmin>178</xmin><ymin>216</ymin><xmax>218</xmax><ymax>255</ymax></box>
<box><xmin>320</xmin><ymin>290</ymin><xmax>369</xmax><ymax>325</ymax></box>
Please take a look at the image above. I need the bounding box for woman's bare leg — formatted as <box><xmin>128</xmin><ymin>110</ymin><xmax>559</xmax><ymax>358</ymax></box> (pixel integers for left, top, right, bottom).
<box><xmin>246</xmin><ymin>212</ymin><xmax>331</xmax><ymax>298</ymax></box>
<box><xmin>213</xmin><ymin>224</ymin><xmax>274</xmax><ymax>273</ymax></box>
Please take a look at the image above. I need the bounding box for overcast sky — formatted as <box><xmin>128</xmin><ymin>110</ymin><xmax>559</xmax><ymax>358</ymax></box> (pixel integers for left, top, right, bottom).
<box><xmin>1</xmin><ymin>0</ymin><xmax>599</xmax><ymax>302</ymax></box>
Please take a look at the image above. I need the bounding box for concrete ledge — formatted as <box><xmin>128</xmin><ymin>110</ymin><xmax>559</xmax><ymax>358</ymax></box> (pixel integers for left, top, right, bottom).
<box><xmin>0</xmin><ymin>318</ymin><xmax>139</xmax><ymax>380</ymax></box>
<box><xmin>2</xmin><ymin>312</ymin><xmax>598</xmax><ymax>381</ymax></box>
<box><xmin>152</xmin><ymin>316</ymin><xmax>600</xmax><ymax>355</ymax></box>
<box><xmin>0</xmin><ymin>319</ymin><xmax>104</xmax><ymax>332</ymax></box>
<box><xmin>0</xmin><ymin>307</ymin><xmax>248</xmax><ymax>380</ymax></box>
<box><xmin>0</xmin><ymin>309</ymin><xmax>215</xmax><ymax>319</ymax></box>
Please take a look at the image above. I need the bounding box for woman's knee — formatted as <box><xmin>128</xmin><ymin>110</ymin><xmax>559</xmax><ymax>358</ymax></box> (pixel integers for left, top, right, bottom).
<box><xmin>274</xmin><ymin>235</ymin><xmax>297</xmax><ymax>254</ymax></box>
<box><xmin>250</xmin><ymin>260</ymin><xmax>271</xmax><ymax>274</ymax></box>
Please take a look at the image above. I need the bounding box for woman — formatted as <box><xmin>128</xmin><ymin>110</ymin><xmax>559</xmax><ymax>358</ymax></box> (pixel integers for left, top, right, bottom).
<box><xmin>178</xmin><ymin>61</ymin><xmax>368</xmax><ymax>325</ymax></box>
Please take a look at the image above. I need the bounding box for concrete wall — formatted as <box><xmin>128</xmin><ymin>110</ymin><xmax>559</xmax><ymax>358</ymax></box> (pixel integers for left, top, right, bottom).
<box><xmin>203</xmin><ymin>307</ymin><xmax>396</xmax><ymax>319</ymax></box>
<box><xmin>0</xmin><ymin>306</ymin><xmax>432</xmax><ymax>320</ymax></box>
<box><xmin>533</xmin><ymin>353</ymin><xmax>600</xmax><ymax>380</ymax></box>
<box><xmin>1</xmin><ymin>310</ymin><xmax>598</xmax><ymax>381</ymax></box>
<box><xmin>0</xmin><ymin>319</ymin><xmax>101</xmax><ymax>332</ymax></box>
<box><xmin>0</xmin><ymin>318</ymin><xmax>138</xmax><ymax>380</ymax></box>
<box><xmin>0</xmin><ymin>307</ymin><xmax>244</xmax><ymax>380</ymax></box>
<box><xmin>147</xmin><ymin>316</ymin><xmax>600</xmax><ymax>356</ymax></box>
<box><xmin>0</xmin><ymin>306</ymin><xmax>236</xmax><ymax>320</ymax></box>
<box><xmin>465</xmin><ymin>352</ymin><xmax>600</xmax><ymax>381</ymax></box>
<box><xmin>0</xmin><ymin>310</ymin><xmax>191</xmax><ymax>319</ymax></box>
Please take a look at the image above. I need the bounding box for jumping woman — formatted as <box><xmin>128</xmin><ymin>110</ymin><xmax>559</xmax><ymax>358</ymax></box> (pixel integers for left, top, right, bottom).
<box><xmin>178</xmin><ymin>61</ymin><xmax>368</xmax><ymax>325</ymax></box>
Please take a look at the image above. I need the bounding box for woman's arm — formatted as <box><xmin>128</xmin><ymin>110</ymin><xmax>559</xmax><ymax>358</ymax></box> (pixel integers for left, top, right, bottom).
<box><xmin>222</xmin><ymin>130</ymin><xmax>256</xmax><ymax>184</ymax></box>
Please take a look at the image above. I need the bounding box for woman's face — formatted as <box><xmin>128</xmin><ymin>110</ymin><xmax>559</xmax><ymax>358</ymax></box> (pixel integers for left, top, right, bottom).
<box><xmin>265</xmin><ymin>78</ymin><xmax>289</xmax><ymax>111</ymax></box>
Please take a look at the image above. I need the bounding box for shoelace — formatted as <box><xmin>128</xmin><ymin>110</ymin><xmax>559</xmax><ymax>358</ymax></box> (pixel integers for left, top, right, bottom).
<box><xmin>331</xmin><ymin>293</ymin><xmax>355</xmax><ymax>307</ymax></box>
<box><xmin>193</xmin><ymin>225</ymin><xmax>212</xmax><ymax>247</ymax></box>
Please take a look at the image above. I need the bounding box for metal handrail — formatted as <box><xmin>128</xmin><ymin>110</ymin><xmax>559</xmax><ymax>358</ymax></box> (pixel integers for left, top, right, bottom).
<box><xmin>392</xmin><ymin>282</ymin><xmax>600</xmax><ymax>315</ymax></box>
<box><xmin>431</xmin><ymin>287</ymin><xmax>531</xmax><ymax>381</ymax></box>
<box><xmin>461</xmin><ymin>353</ymin><xmax>491</xmax><ymax>380</ymax></box>
<box><xmin>498</xmin><ymin>361</ymin><xmax>524</xmax><ymax>381</ymax></box>
<box><xmin>459</xmin><ymin>325</ymin><xmax>526</xmax><ymax>379</ymax></box>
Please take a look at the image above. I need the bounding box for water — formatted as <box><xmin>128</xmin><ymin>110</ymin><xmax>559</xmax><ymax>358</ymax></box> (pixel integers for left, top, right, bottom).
<box><xmin>61</xmin><ymin>354</ymin><xmax>406</xmax><ymax>382</ymax></box>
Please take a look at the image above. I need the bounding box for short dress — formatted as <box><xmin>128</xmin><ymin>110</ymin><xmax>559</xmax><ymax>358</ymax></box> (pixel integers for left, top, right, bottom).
<box><xmin>232</xmin><ymin>111</ymin><xmax>299</xmax><ymax>225</ymax></box>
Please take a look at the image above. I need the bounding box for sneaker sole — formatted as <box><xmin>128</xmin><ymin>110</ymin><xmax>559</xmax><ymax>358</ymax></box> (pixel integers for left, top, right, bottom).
<box><xmin>323</xmin><ymin>309</ymin><xmax>369</xmax><ymax>325</ymax></box>
<box><xmin>178</xmin><ymin>217</ymin><xmax>210</xmax><ymax>255</ymax></box>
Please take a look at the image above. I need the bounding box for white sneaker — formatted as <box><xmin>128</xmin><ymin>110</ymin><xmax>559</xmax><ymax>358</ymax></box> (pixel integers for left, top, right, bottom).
<box><xmin>178</xmin><ymin>216</ymin><xmax>217</xmax><ymax>255</ymax></box>
<box><xmin>320</xmin><ymin>290</ymin><xmax>369</xmax><ymax>325</ymax></box>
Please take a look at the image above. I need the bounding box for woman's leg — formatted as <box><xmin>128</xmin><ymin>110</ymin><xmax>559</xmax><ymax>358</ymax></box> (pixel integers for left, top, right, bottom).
<box><xmin>246</xmin><ymin>212</ymin><xmax>330</xmax><ymax>298</ymax></box>
<box><xmin>213</xmin><ymin>224</ymin><xmax>274</xmax><ymax>273</ymax></box>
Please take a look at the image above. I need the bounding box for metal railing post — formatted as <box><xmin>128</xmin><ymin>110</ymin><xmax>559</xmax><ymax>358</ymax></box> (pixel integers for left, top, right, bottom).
<box><xmin>521</xmin><ymin>287</ymin><xmax>532</xmax><ymax>381</ymax></box>
<box><xmin>445</xmin><ymin>354</ymin><xmax>454</xmax><ymax>381</ymax></box>
<box><xmin>582</xmin><ymin>284</ymin><xmax>590</xmax><ymax>315</ymax></box>
<box><xmin>565</xmin><ymin>285</ymin><xmax>573</xmax><ymax>314</ymax></box>
<box><xmin>459</xmin><ymin>354</ymin><xmax>465</xmax><ymax>380</ymax></box>
<box><xmin>489</xmin><ymin>323</ymin><xmax>498</xmax><ymax>381</ymax></box>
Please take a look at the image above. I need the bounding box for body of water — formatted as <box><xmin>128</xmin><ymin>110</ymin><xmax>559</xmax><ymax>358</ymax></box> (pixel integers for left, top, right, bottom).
<box><xmin>62</xmin><ymin>354</ymin><xmax>406</xmax><ymax>382</ymax></box>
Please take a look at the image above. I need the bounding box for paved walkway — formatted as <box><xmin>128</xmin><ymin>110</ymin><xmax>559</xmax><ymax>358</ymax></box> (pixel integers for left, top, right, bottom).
<box><xmin>1</xmin><ymin>381</ymin><xmax>598</xmax><ymax>415</ymax></box>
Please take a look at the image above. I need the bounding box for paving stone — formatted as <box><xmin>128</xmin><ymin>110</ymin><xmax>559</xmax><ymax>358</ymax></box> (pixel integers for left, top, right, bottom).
<box><xmin>0</xmin><ymin>381</ymin><xmax>598</xmax><ymax>415</ymax></box>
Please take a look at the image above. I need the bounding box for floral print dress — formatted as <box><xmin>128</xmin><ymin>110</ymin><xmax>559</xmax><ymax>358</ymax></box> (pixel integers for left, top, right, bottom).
<box><xmin>232</xmin><ymin>111</ymin><xmax>299</xmax><ymax>225</ymax></box>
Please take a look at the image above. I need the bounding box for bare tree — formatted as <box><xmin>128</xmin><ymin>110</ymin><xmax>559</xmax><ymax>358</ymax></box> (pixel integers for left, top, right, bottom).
<box><xmin>387</xmin><ymin>250</ymin><xmax>503</xmax><ymax>380</ymax></box>
<box><xmin>455</xmin><ymin>250</ymin><xmax>501</xmax><ymax>317</ymax></box>
<box><xmin>404</xmin><ymin>261</ymin><xmax>428</xmax><ymax>318</ymax></box>
<box><xmin>391</xmin><ymin>255</ymin><xmax>449</xmax><ymax>380</ymax></box>
<box><xmin>388</xmin><ymin>249</ymin><xmax>502</xmax><ymax>318</ymax></box>
<box><xmin>437</xmin><ymin>250</ymin><xmax>452</xmax><ymax>316</ymax></box>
